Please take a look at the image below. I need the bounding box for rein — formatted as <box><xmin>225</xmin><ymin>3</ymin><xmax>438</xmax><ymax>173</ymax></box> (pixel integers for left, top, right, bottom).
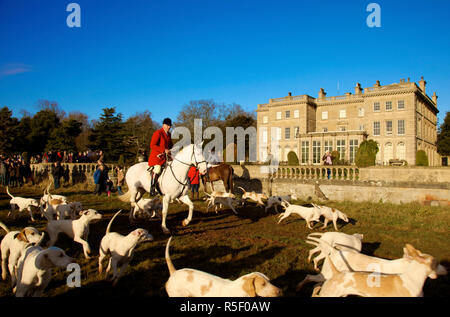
<box><xmin>165</xmin><ymin>145</ymin><xmax>206</xmax><ymax>190</ymax></box>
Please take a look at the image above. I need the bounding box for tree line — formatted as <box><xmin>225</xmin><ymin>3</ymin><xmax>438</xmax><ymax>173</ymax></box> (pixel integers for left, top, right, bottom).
<box><xmin>0</xmin><ymin>99</ymin><xmax>256</xmax><ymax>165</ymax></box>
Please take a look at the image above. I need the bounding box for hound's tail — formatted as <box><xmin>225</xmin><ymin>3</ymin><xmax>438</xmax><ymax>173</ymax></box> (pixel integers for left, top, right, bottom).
<box><xmin>118</xmin><ymin>189</ymin><xmax>131</xmax><ymax>202</ymax></box>
<box><xmin>0</xmin><ymin>221</ymin><xmax>9</xmax><ymax>234</ymax></box>
<box><xmin>237</xmin><ymin>186</ymin><xmax>247</xmax><ymax>194</ymax></box>
<box><xmin>106</xmin><ymin>210</ymin><xmax>122</xmax><ymax>234</ymax></box>
<box><xmin>305</xmin><ymin>236</ymin><xmax>337</xmax><ymax>256</ymax></box>
<box><xmin>165</xmin><ymin>236</ymin><xmax>176</xmax><ymax>276</ymax></box>
<box><xmin>6</xmin><ymin>186</ymin><xmax>14</xmax><ymax>199</ymax></box>
<box><xmin>325</xmin><ymin>254</ymin><xmax>341</xmax><ymax>278</ymax></box>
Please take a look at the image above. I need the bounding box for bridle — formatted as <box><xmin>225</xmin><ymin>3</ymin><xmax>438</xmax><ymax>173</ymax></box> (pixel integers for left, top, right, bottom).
<box><xmin>164</xmin><ymin>145</ymin><xmax>207</xmax><ymax>190</ymax></box>
<box><xmin>172</xmin><ymin>145</ymin><xmax>206</xmax><ymax>169</ymax></box>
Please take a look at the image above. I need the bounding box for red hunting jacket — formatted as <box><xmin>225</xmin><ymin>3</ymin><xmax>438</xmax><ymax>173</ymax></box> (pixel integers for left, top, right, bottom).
<box><xmin>148</xmin><ymin>128</ymin><xmax>173</xmax><ymax>166</ymax></box>
<box><xmin>187</xmin><ymin>166</ymin><xmax>200</xmax><ymax>185</ymax></box>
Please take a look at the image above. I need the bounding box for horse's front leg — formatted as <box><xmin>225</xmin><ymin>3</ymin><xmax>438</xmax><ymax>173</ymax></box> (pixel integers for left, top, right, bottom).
<box><xmin>129</xmin><ymin>187</ymin><xmax>139</xmax><ymax>208</ymax></box>
<box><xmin>178</xmin><ymin>195</ymin><xmax>194</xmax><ymax>227</ymax></box>
<box><xmin>161</xmin><ymin>195</ymin><xmax>171</xmax><ymax>234</ymax></box>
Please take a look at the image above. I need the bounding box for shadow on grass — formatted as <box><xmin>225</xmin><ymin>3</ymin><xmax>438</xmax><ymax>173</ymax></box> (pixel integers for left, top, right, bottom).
<box><xmin>271</xmin><ymin>268</ymin><xmax>318</xmax><ymax>297</ymax></box>
<box><xmin>57</xmin><ymin>241</ymin><xmax>284</xmax><ymax>297</ymax></box>
<box><xmin>361</xmin><ymin>242</ymin><xmax>382</xmax><ymax>256</ymax></box>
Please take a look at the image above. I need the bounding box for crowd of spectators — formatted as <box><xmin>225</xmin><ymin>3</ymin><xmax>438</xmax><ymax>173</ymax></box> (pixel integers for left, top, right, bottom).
<box><xmin>0</xmin><ymin>150</ymin><xmax>104</xmax><ymax>188</ymax></box>
<box><xmin>29</xmin><ymin>150</ymin><xmax>103</xmax><ymax>164</ymax></box>
<box><xmin>0</xmin><ymin>154</ymin><xmax>34</xmax><ymax>187</ymax></box>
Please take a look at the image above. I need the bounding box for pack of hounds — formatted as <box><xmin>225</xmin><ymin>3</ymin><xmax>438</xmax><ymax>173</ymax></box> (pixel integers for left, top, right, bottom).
<box><xmin>1</xmin><ymin>185</ymin><xmax>447</xmax><ymax>297</ymax></box>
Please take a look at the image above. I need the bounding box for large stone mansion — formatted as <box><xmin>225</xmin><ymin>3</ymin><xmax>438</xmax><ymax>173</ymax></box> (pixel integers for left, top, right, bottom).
<box><xmin>256</xmin><ymin>77</ymin><xmax>440</xmax><ymax>166</ymax></box>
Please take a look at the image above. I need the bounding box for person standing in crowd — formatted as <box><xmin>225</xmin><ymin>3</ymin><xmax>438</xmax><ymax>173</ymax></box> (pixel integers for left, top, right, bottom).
<box><xmin>106</xmin><ymin>178</ymin><xmax>113</xmax><ymax>197</ymax></box>
<box><xmin>93</xmin><ymin>164</ymin><xmax>104</xmax><ymax>195</ymax></box>
<box><xmin>322</xmin><ymin>150</ymin><xmax>333</xmax><ymax>179</ymax></box>
<box><xmin>0</xmin><ymin>159</ymin><xmax>6</xmax><ymax>186</ymax></box>
<box><xmin>115</xmin><ymin>166</ymin><xmax>124</xmax><ymax>196</ymax></box>
<box><xmin>15</xmin><ymin>162</ymin><xmax>22</xmax><ymax>187</ymax></box>
<box><xmin>23</xmin><ymin>162</ymin><xmax>34</xmax><ymax>185</ymax></box>
<box><xmin>187</xmin><ymin>165</ymin><xmax>200</xmax><ymax>201</ymax></box>
<box><xmin>98</xmin><ymin>150</ymin><xmax>104</xmax><ymax>163</ymax></box>
<box><xmin>8</xmin><ymin>162</ymin><xmax>17</xmax><ymax>187</ymax></box>
<box><xmin>51</xmin><ymin>161</ymin><xmax>63</xmax><ymax>189</ymax></box>
<box><xmin>93</xmin><ymin>163</ymin><xmax>110</xmax><ymax>195</ymax></box>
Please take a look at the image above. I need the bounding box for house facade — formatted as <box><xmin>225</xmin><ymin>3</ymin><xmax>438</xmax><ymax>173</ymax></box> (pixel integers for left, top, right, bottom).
<box><xmin>256</xmin><ymin>77</ymin><xmax>440</xmax><ymax>166</ymax></box>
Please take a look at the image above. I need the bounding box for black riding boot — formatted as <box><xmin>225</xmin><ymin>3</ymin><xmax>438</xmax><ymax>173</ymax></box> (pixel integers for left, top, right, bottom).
<box><xmin>150</xmin><ymin>173</ymin><xmax>159</xmax><ymax>196</ymax></box>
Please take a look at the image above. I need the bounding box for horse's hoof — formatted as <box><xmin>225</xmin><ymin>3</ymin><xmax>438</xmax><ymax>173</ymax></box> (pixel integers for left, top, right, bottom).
<box><xmin>162</xmin><ymin>227</ymin><xmax>171</xmax><ymax>234</ymax></box>
<box><xmin>182</xmin><ymin>219</ymin><xmax>189</xmax><ymax>227</ymax></box>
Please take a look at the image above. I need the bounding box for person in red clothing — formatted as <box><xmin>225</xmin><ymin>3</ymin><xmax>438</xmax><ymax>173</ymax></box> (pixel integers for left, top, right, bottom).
<box><xmin>187</xmin><ymin>166</ymin><xmax>200</xmax><ymax>200</ymax></box>
<box><xmin>148</xmin><ymin>118</ymin><xmax>173</xmax><ymax>195</ymax></box>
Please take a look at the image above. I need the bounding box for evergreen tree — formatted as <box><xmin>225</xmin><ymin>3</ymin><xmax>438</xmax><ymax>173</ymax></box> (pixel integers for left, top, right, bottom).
<box><xmin>15</xmin><ymin>116</ymin><xmax>32</xmax><ymax>155</ymax></box>
<box><xmin>416</xmin><ymin>150</ymin><xmax>429</xmax><ymax>166</ymax></box>
<box><xmin>0</xmin><ymin>107</ymin><xmax>19</xmax><ymax>155</ymax></box>
<box><xmin>437</xmin><ymin>111</ymin><xmax>450</xmax><ymax>156</ymax></box>
<box><xmin>287</xmin><ymin>151</ymin><xmax>299</xmax><ymax>165</ymax></box>
<box><xmin>46</xmin><ymin>119</ymin><xmax>82</xmax><ymax>152</ymax></box>
<box><xmin>29</xmin><ymin>109</ymin><xmax>60</xmax><ymax>155</ymax></box>
<box><xmin>355</xmin><ymin>140</ymin><xmax>379</xmax><ymax>167</ymax></box>
<box><xmin>89</xmin><ymin>107</ymin><xmax>126</xmax><ymax>162</ymax></box>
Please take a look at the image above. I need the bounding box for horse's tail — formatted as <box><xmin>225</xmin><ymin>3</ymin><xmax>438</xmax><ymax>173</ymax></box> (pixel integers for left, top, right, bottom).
<box><xmin>118</xmin><ymin>189</ymin><xmax>131</xmax><ymax>202</ymax></box>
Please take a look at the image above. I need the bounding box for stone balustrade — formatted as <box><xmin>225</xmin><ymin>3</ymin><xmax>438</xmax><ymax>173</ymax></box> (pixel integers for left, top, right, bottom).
<box><xmin>30</xmin><ymin>163</ymin><xmax>128</xmax><ymax>185</ymax></box>
<box><xmin>271</xmin><ymin>165</ymin><xmax>359</xmax><ymax>181</ymax></box>
<box><xmin>29</xmin><ymin>162</ymin><xmax>448</xmax><ymax>187</ymax></box>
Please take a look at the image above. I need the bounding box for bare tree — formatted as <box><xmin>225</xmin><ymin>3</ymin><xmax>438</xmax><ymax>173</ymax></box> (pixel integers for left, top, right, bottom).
<box><xmin>68</xmin><ymin>111</ymin><xmax>91</xmax><ymax>152</ymax></box>
<box><xmin>176</xmin><ymin>99</ymin><xmax>222</xmax><ymax>142</ymax></box>
<box><xmin>36</xmin><ymin>99</ymin><xmax>66</xmax><ymax>120</ymax></box>
<box><xmin>123</xmin><ymin>110</ymin><xmax>158</xmax><ymax>161</ymax></box>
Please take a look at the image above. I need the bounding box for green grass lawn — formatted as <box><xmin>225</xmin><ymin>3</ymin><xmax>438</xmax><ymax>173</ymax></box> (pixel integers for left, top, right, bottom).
<box><xmin>0</xmin><ymin>183</ymin><xmax>449</xmax><ymax>297</ymax></box>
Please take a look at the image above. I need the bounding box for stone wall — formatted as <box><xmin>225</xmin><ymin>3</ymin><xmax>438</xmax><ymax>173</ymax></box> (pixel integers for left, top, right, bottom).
<box><xmin>31</xmin><ymin>163</ymin><xmax>123</xmax><ymax>186</ymax></box>
<box><xmin>230</xmin><ymin>164</ymin><xmax>450</xmax><ymax>206</ymax></box>
<box><xmin>31</xmin><ymin>163</ymin><xmax>450</xmax><ymax>206</ymax></box>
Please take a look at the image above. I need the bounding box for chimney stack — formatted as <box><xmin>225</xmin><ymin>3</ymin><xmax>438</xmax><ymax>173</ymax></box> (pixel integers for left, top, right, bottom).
<box><xmin>432</xmin><ymin>92</ymin><xmax>438</xmax><ymax>104</ymax></box>
<box><xmin>419</xmin><ymin>76</ymin><xmax>426</xmax><ymax>94</ymax></box>
<box><xmin>318</xmin><ymin>88</ymin><xmax>326</xmax><ymax>99</ymax></box>
<box><xmin>354</xmin><ymin>83</ymin><xmax>362</xmax><ymax>95</ymax></box>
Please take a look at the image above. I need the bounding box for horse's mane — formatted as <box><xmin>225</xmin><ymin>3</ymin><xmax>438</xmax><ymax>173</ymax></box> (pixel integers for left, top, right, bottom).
<box><xmin>172</xmin><ymin>143</ymin><xmax>194</xmax><ymax>159</ymax></box>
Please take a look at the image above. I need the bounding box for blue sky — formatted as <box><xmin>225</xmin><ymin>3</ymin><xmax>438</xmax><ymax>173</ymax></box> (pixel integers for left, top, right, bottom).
<box><xmin>0</xmin><ymin>0</ymin><xmax>449</xmax><ymax>125</ymax></box>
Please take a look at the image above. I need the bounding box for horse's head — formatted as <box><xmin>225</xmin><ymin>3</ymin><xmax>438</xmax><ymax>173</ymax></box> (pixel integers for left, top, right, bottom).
<box><xmin>193</xmin><ymin>142</ymin><xmax>207</xmax><ymax>175</ymax></box>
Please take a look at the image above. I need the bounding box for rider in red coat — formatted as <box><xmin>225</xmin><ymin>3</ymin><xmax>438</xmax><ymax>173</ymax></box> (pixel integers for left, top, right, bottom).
<box><xmin>148</xmin><ymin>118</ymin><xmax>173</xmax><ymax>195</ymax></box>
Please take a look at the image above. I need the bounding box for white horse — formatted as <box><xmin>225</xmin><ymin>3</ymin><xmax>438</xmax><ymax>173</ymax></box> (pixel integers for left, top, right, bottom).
<box><xmin>119</xmin><ymin>143</ymin><xmax>207</xmax><ymax>234</ymax></box>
